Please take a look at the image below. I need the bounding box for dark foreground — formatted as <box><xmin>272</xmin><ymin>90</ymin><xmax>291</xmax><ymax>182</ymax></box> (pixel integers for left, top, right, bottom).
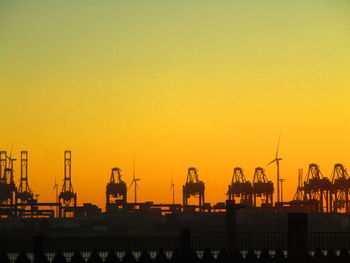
<box><xmin>1</xmin><ymin>248</ymin><xmax>350</xmax><ymax>263</ymax></box>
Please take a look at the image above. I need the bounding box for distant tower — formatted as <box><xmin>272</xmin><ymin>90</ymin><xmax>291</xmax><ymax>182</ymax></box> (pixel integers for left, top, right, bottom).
<box><xmin>106</xmin><ymin>167</ymin><xmax>127</xmax><ymax>211</ymax></box>
<box><xmin>182</xmin><ymin>167</ymin><xmax>205</xmax><ymax>211</ymax></box>
<box><xmin>16</xmin><ymin>151</ymin><xmax>34</xmax><ymax>203</ymax></box>
<box><xmin>59</xmin><ymin>151</ymin><xmax>77</xmax><ymax>217</ymax></box>
<box><xmin>252</xmin><ymin>167</ymin><xmax>274</xmax><ymax>207</ymax></box>
<box><xmin>227</xmin><ymin>167</ymin><xmax>252</xmax><ymax>206</ymax></box>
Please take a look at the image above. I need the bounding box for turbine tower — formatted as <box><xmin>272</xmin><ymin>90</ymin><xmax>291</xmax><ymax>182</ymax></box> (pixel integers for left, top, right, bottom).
<box><xmin>128</xmin><ymin>157</ymin><xmax>140</xmax><ymax>203</ymax></box>
<box><xmin>267</xmin><ymin>135</ymin><xmax>282</xmax><ymax>204</ymax></box>
<box><xmin>53</xmin><ymin>175</ymin><xmax>59</xmax><ymax>217</ymax></box>
<box><xmin>170</xmin><ymin>176</ymin><xmax>175</xmax><ymax>204</ymax></box>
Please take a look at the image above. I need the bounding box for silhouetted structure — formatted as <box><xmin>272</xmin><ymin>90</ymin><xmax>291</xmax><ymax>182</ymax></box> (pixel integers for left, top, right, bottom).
<box><xmin>170</xmin><ymin>177</ymin><xmax>175</xmax><ymax>204</ymax></box>
<box><xmin>267</xmin><ymin>136</ymin><xmax>282</xmax><ymax>204</ymax></box>
<box><xmin>293</xmin><ymin>168</ymin><xmax>304</xmax><ymax>201</ymax></box>
<box><xmin>128</xmin><ymin>159</ymin><xmax>140</xmax><ymax>203</ymax></box>
<box><xmin>183</xmin><ymin>167</ymin><xmax>205</xmax><ymax>211</ymax></box>
<box><xmin>252</xmin><ymin>167</ymin><xmax>273</xmax><ymax>207</ymax></box>
<box><xmin>303</xmin><ymin>163</ymin><xmax>331</xmax><ymax>213</ymax></box>
<box><xmin>0</xmin><ymin>151</ymin><xmax>16</xmax><ymax>205</ymax></box>
<box><xmin>59</xmin><ymin>151</ymin><xmax>77</xmax><ymax>217</ymax></box>
<box><xmin>3</xmin><ymin>145</ymin><xmax>350</xmax><ymax>218</ymax></box>
<box><xmin>227</xmin><ymin>167</ymin><xmax>252</xmax><ymax>206</ymax></box>
<box><xmin>289</xmin><ymin>168</ymin><xmax>314</xmax><ymax>211</ymax></box>
<box><xmin>330</xmin><ymin>163</ymin><xmax>350</xmax><ymax>213</ymax></box>
<box><xmin>16</xmin><ymin>151</ymin><xmax>34</xmax><ymax>203</ymax></box>
<box><xmin>106</xmin><ymin>167</ymin><xmax>127</xmax><ymax>211</ymax></box>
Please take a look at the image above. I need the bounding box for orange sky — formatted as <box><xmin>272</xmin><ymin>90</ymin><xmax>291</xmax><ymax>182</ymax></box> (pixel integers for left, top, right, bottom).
<box><xmin>0</xmin><ymin>0</ymin><xmax>349</xmax><ymax>210</ymax></box>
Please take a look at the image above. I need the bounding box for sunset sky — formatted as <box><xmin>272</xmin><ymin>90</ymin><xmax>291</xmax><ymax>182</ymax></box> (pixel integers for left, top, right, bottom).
<box><xmin>0</xmin><ymin>0</ymin><xmax>349</xmax><ymax>209</ymax></box>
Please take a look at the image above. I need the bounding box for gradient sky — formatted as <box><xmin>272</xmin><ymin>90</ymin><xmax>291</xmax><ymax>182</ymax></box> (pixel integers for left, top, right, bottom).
<box><xmin>0</xmin><ymin>0</ymin><xmax>349</xmax><ymax>209</ymax></box>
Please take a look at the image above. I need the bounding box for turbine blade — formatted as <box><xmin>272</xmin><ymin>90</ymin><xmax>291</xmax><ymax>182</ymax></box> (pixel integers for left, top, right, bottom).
<box><xmin>267</xmin><ymin>159</ymin><xmax>276</xmax><ymax>166</ymax></box>
<box><xmin>276</xmin><ymin>133</ymin><xmax>281</xmax><ymax>158</ymax></box>
<box><xmin>128</xmin><ymin>180</ymin><xmax>134</xmax><ymax>191</ymax></box>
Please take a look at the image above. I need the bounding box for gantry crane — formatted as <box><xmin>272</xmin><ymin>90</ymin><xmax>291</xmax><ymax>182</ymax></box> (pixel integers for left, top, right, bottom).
<box><xmin>106</xmin><ymin>167</ymin><xmax>127</xmax><ymax>211</ymax></box>
<box><xmin>0</xmin><ymin>151</ymin><xmax>16</xmax><ymax>205</ymax></box>
<box><xmin>303</xmin><ymin>163</ymin><xmax>331</xmax><ymax>213</ymax></box>
<box><xmin>16</xmin><ymin>151</ymin><xmax>34</xmax><ymax>203</ymax></box>
<box><xmin>290</xmin><ymin>168</ymin><xmax>318</xmax><ymax>212</ymax></box>
<box><xmin>183</xmin><ymin>167</ymin><xmax>205</xmax><ymax>211</ymax></box>
<box><xmin>252</xmin><ymin>167</ymin><xmax>274</xmax><ymax>207</ymax></box>
<box><xmin>293</xmin><ymin>169</ymin><xmax>304</xmax><ymax>201</ymax></box>
<box><xmin>58</xmin><ymin>151</ymin><xmax>77</xmax><ymax>216</ymax></box>
<box><xmin>227</xmin><ymin>167</ymin><xmax>252</xmax><ymax>206</ymax></box>
<box><xmin>330</xmin><ymin>164</ymin><xmax>350</xmax><ymax>213</ymax></box>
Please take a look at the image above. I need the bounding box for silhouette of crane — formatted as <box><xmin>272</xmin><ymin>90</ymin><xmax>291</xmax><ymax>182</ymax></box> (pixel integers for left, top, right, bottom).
<box><xmin>17</xmin><ymin>151</ymin><xmax>34</xmax><ymax>203</ymax></box>
<box><xmin>252</xmin><ymin>167</ymin><xmax>274</xmax><ymax>207</ymax></box>
<box><xmin>6</xmin><ymin>147</ymin><xmax>16</xmax><ymax>187</ymax></box>
<box><xmin>293</xmin><ymin>168</ymin><xmax>304</xmax><ymax>201</ymax></box>
<box><xmin>227</xmin><ymin>167</ymin><xmax>252</xmax><ymax>206</ymax></box>
<box><xmin>58</xmin><ymin>151</ymin><xmax>77</xmax><ymax>217</ymax></box>
<box><xmin>106</xmin><ymin>167</ymin><xmax>127</xmax><ymax>211</ymax></box>
<box><xmin>303</xmin><ymin>163</ymin><xmax>331</xmax><ymax>213</ymax></box>
<box><xmin>0</xmin><ymin>150</ymin><xmax>16</xmax><ymax>205</ymax></box>
<box><xmin>267</xmin><ymin>135</ymin><xmax>282</xmax><ymax>204</ymax></box>
<box><xmin>330</xmin><ymin>164</ymin><xmax>350</xmax><ymax>212</ymax></box>
<box><xmin>183</xmin><ymin>167</ymin><xmax>205</xmax><ymax>211</ymax></box>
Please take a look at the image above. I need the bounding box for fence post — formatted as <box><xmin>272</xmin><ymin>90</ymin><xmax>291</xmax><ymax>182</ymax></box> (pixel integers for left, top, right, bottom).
<box><xmin>226</xmin><ymin>200</ymin><xmax>236</xmax><ymax>252</ymax></box>
<box><xmin>180</xmin><ymin>228</ymin><xmax>191</xmax><ymax>263</ymax></box>
<box><xmin>287</xmin><ymin>213</ymin><xmax>308</xmax><ymax>261</ymax></box>
<box><xmin>34</xmin><ymin>235</ymin><xmax>45</xmax><ymax>263</ymax></box>
<box><xmin>180</xmin><ymin>228</ymin><xmax>191</xmax><ymax>252</ymax></box>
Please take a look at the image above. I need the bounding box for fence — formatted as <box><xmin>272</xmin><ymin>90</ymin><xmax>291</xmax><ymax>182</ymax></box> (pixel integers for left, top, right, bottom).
<box><xmin>1</xmin><ymin>213</ymin><xmax>350</xmax><ymax>262</ymax></box>
<box><xmin>1</xmin><ymin>231</ymin><xmax>350</xmax><ymax>252</ymax></box>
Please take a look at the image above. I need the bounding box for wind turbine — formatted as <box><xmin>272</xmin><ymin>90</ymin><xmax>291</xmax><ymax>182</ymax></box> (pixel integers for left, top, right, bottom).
<box><xmin>170</xmin><ymin>176</ymin><xmax>175</xmax><ymax>204</ymax></box>
<box><xmin>53</xmin><ymin>175</ymin><xmax>59</xmax><ymax>216</ymax></box>
<box><xmin>128</xmin><ymin>156</ymin><xmax>140</xmax><ymax>203</ymax></box>
<box><xmin>267</xmin><ymin>135</ymin><xmax>283</xmax><ymax>204</ymax></box>
<box><xmin>53</xmin><ymin>175</ymin><xmax>59</xmax><ymax>202</ymax></box>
